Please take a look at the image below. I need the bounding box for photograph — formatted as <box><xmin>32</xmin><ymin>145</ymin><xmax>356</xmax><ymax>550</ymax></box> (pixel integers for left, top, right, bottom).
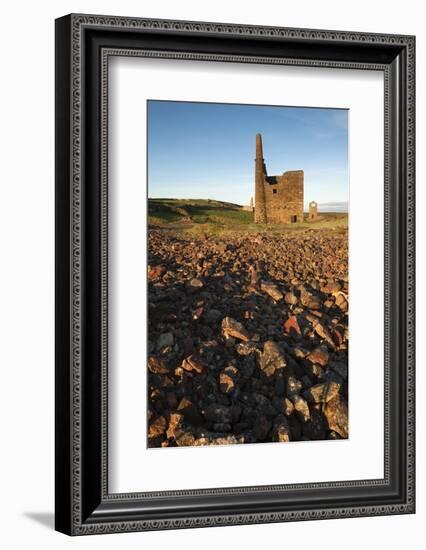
<box><xmin>147</xmin><ymin>100</ymin><xmax>349</xmax><ymax>448</ymax></box>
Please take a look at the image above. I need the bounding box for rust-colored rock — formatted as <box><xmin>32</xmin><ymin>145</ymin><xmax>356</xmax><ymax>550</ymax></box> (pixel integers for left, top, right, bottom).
<box><xmin>221</xmin><ymin>317</ymin><xmax>250</xmax><ymax>341</ymax></box>
<box><xmin>181</xmin><ymin>354</ymin><xmax>207</xmax><ymax>374</ymax></box>
<box><xmin>283</xmin><ymin>315</ymin><xmax>302</xmax><ymax>337</ymax></box>
<box><xmin>259</xmin><ymin>340</ymin><xmax>286</xmax><ymax>377</ymax></box>
<box><xmin>176</xmin><ymin>432</ymin><xmax>196</xmax><ymax>446</ymax></box>
<box><xmin>148</xmin><ymin>264</ymin><xmax>166</xmax><ymax>281</ymax></box>
<box><xmin>283</xmin><ymin>397</ymin><xmax>294</xmax><ymax>416</ymax></box>
<box><xmin>306</xmin><ymin>346</ymin><xmax>329</xmax><ymax>367</ymax></box>
<box><xmin>335</xmin><ymin>292</ymin><xmax>348</xmax><ymax>312</ymax></box>
<box><xmin>261</xmin><ymin>281</ymin><xmax>284</xmax><ymax>301</ymax></box>
<box><xmin>219</xmin><ymin>365</ymin><xmax>239</xmax><ymax>394</ymax></box>
<box><xmin>303</xmin><ymin>382</ymin><xmax>340</xmax><ymax>403</ymax></box>
<box><xmin>285</xmin><ymin>291</ymin><xmax>298</xmax><ymax>305</ymax></box>
<box><xmin>166</xmin><ymin>413</ymin><xmax>184</xmax><ymax>440</ymax></box>
<box><xmin>148</xmin><ymin>416</ymin><xmax>167</xmax><ymax>440</ymax></box>
<box><xmin>148</xmin><ymin>356</ymin><xmax>169</xmax><ymax>374</ymax></box>
<box><xmin>314</xmin><ymin>322</ymin><xmax>335</xmax><ymax>348</ymax></box>
<box><xmin>324</xmin><ymin>394</ymin><xmax>349</xmax><ymax>438</ymax></box>
<box><xmin>236</xmin><ymin>341</ymin><xmax>258</xmax><ymax>355</ymax></box>
<box><xmin>293</xmin><ymin>396</ymin><xmax>310</xmax><ymax>423</ymax></box>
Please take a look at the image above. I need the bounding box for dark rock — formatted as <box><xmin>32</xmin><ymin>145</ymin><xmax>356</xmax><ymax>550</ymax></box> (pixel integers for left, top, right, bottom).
<box><xmin>274</xmin><ymin>372</ymin><xmax>285</xmax><ymax>396</ymax></box>
<box><xmin>287</xmin><ymin>376</ymin><xmax>302</xmax><ymax>398</ymax></box>
<box><xmin>192</xmin><ymin>306</ymin><xmax>204</xmax><ymax>320</ymax></box>
<box><xmin>287</xmin><ymin>414</ymin><xmax>302</xmax><ymax>440</ymax></box>
<box><xmin>273</xmin><ymin>415</ymin><xmax>291</xmax><ymax>442</ymax></box>
<box><xmin>302</xmin><ymin>409</ymin><xmax>326</xmax><ymax>440</ymax></box>
<box><xmin>177</xmin><ymin>398</ymin><xmax>203</xmax><ymax>426</ymax></box>
<box><xmin>156</xmin><ymin>332</ymin><xmax>174</xmax><ymax>351</ymax></box>
<box><xmin>165</xmin><ymin>392</ymin><xmax>178</xmax><ymax>409</ymax></box>
<box><xmin>301</xmin><ymin>375</ymin><xmax>313</xmax><ymax>389</ymax></box>
<box><xmin>329</xmin><ymin>360</ymin><xmax>348</xmax><ymax>380</ymax></box>
<box><xmin>253</xmin><ymin>415</ymin><xmax>272</xmax><ymax>441</ymax></box>
<box><xmin>320</xmin><ymin>369</ymin><xmax>344</xmax><ymax>385</ymax></box>
<box><xmin>204</xmin><ymin>403</ymin><xmax>232</xmax><ymax>425</ymax></box>
<box><xmin>253</xmin><ymin>393</ymin><xmax>276</xmax><ymax>416</ymax></box>
<box><xmin>204</xmin><ymin>308</ymin><xmax>222</xmax><ymax>323</ymax></box>
<box><xmin>212</xmin><ymin>423</ymin><xmax>232</xmax><ymax>432</ymax></box>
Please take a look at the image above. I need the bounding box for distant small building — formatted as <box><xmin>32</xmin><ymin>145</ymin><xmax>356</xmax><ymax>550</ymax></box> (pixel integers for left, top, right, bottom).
<box><xmin>308</xmin><ymin>201</ymin><xmax>318</xmax><ymax>220</ymax></box>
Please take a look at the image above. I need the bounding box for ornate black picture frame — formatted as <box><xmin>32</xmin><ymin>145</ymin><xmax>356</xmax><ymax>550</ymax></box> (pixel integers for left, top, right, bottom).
<box><xmin>55</xmin><ymin>14</ymin><xmax>415</xmax><ymax>535</ymax></box>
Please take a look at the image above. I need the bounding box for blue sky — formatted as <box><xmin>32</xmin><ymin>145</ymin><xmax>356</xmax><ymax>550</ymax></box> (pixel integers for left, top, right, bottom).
<box><xmin>147</xmin><ymin>100</ymin><xmax>349</xmax><ymax>211</ymax></box>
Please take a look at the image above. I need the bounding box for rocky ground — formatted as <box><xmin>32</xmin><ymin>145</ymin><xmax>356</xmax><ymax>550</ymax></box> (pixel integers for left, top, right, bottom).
<box><xmin>147</xmin><ymin>229</ymin><xmax>348</xmax><ymax>448</ymax></box>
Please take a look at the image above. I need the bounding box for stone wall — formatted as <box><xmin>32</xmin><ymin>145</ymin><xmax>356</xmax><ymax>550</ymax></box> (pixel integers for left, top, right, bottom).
<box><xmin>262</xmin><ymin>170</ymin><xmax>304</xmax><ymax>224</ymax></box>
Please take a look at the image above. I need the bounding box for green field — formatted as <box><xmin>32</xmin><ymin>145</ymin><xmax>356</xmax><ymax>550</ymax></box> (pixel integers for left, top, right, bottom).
<box><xmin>148</xmin><ymin>198</ymin><xmax>348</xmax><ymax>236</ymax></box>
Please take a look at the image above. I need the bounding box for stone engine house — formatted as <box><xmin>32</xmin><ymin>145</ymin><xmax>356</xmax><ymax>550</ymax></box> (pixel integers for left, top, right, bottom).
<box><xmin>254</xmin><ymin>133</ymin><xmax>304</xmax><ymax>224</ymax></box>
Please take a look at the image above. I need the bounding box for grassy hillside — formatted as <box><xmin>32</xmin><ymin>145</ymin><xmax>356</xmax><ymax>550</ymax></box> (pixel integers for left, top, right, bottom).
<box><xmin>148</xmin><ymin>198</ymin><xmax>347</xmax><ymax>235</ymax></box>
<box><xmin>148</xmin><ymin>198</ymin><xmax>253</xmax><ymax>226</ymax></box>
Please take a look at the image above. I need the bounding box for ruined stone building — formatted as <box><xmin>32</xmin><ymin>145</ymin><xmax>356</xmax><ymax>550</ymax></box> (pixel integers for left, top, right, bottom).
<box><xmin>308</xmin><ymin>200</ymin><xmax>318</xmax><ymax>220</ymax></box>
<box><xmin>254</xmin><ymin>133</ymin><xmax>304</xmax><ymax>224</ymax></box>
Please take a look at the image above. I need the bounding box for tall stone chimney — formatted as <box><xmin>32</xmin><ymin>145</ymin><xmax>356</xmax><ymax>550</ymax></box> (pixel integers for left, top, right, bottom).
<box><xmin>254</xmin><ymin>133</ymin><xmax>267</xmax><ymax>223</ymax></box>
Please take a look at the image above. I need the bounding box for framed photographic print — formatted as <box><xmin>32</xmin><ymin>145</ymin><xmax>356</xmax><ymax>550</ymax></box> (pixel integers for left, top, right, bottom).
<box><xmin>55</xmin><ymin>14</ymin><xmax>415</xmax><ymax>535</ymax></box>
